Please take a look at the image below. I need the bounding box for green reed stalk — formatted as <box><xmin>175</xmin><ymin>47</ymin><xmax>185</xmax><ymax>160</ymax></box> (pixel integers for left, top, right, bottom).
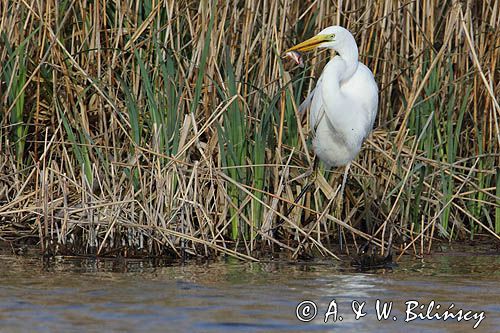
<box><xmin>2</xmin><ymin>33</ymin><xmax>32</xmax><ymax>167</ymax></box>
<box><xmin>217</xmin><ymin>49</ymin><xmax>247</xmax><ymax>240</ymax></box>
<box><xmin>58</xmin><ymin>104</ymin><xmax>92</xmax><ymax>183</ymax></box>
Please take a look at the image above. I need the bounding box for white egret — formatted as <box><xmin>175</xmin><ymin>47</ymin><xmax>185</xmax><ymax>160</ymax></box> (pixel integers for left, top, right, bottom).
<box><xmin>286</xmin><ymin>25</ymin><xmax>378</xmax><ymax>170</ymax></box>
<box><xmin>285</xmin><ymin>26</ymin><xmax>378</xmax><ymax>246</ymax></box>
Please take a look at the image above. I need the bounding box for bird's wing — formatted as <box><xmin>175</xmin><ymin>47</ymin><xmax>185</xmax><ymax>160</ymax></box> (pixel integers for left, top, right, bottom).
<box><xmin>339</xmin><ymin>63</ymin><xmax>379</xmax><ymax>139</ymax></box>
<box><xmin>298</xmin><ymin>87</ymin><xmax>315</xmax><ymax>114</ymax></box>
<box><xmin>298</xmin><ymin>76</ymin><xmax>323</xmax><ymax>114</ymax></box>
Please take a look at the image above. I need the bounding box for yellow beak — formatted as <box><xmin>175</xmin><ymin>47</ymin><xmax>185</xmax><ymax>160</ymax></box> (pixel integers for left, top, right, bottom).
<box><xmin>285</xmin><ymin>34</ymin><xmax>332</xmax><ymax>53</ymax></box>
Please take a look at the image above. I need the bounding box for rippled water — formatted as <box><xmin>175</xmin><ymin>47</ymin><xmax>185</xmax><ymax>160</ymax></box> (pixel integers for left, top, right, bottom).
<box><xmin>0</xmin><ymin>249</ymin><xmax>498</xmax><ymax>332</ymax></box>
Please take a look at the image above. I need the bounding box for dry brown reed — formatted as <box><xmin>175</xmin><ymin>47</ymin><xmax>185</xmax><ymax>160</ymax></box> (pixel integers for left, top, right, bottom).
<box><xmin>0</xmin><ymin>0</ymin><xmax>499</xmax><ymax>261</ymax></box>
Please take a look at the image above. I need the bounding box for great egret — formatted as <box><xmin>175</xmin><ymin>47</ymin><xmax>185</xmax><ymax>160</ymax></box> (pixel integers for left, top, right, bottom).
<box><xmin>285</xmin><ymin>26</ymin><xmax>378</xmax><ymax>246</ymax></box>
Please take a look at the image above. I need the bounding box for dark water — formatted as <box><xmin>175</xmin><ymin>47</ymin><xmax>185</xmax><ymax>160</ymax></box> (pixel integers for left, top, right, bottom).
<box><xmin>0</xmin><ymin>250</ymin><xmax>498</xmax><ymax>332</ymax></box>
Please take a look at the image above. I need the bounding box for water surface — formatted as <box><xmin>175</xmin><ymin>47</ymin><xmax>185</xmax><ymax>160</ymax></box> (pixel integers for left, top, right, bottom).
<box><xmin>0</xmin><ymin>248</ymin><xmax>498</xmax><ymax>332</ymax></box>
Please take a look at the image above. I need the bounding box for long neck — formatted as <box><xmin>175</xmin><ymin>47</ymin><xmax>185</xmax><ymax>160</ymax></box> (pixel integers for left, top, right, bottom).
<box><xmin>318</xmin><ymin>33</ymin><xmax>360</xmax><ymax>130</ymax></box>
<box><xmin>332</xmin><ymin>32</ymin><xmax>358</xmax><ymax>81</ymax></box>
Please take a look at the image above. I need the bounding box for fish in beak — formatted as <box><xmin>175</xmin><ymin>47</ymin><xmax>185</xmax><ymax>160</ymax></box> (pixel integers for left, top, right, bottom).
<box><xmin>284</xmin><ymin>50</ymin><xmax>304</xmax><ymax>67</ymax></box>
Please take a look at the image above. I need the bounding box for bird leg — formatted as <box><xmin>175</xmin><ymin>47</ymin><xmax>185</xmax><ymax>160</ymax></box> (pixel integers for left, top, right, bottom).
<box><xmin>286</xmin><ymin>156</ymin><xmax>318</xmax><ymax>218</ymax></box>
<box><xmin>283</xmin><ymin>179</ymin><xmax>314</xmax><ymax>219</ymax></box>
<box><xmin>273</xmin><ymin>157</ymin><xmax>318</xmax><ymax>236</ymax></box>
<box><xmin>336</xmin><ymin>162</ymin><xmax>351</xmax><ymax>251</ymax></box>
<box><xmin>339</xmin><ymin>162</ymin><xmax>350</xmax><ymax>205</ymax></box>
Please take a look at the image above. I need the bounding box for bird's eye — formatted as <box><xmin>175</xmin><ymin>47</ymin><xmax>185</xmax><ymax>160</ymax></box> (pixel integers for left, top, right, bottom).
<box><xmin>330</xmin><ymin>33</ymin><xmax>335</xmax><ymax>39</ymax></box>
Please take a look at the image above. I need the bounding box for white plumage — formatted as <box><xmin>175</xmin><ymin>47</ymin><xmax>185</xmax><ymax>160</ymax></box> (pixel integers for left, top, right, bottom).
<box><xmin>287</xmin><ymin>26</ymin><xmax>378</xmax><ymax>167</ymax></box>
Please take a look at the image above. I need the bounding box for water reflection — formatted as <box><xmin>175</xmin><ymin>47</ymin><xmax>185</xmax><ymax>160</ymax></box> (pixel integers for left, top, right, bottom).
<box><xmin>0</xmin><ymin>251</ymin><xmax>498</xmax><ymax>332</ymax></box>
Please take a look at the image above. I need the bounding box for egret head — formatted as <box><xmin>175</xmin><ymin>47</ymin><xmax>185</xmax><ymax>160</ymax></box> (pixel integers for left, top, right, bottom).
<box><xmin>285</xmin><ymin>26</ymin><xmax>351</xmax><ymax>53</ymax></box>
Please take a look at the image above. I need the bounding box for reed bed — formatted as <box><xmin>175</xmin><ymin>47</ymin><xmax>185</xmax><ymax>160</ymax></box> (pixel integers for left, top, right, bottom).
<box><xmin>0</xmin><ymin>0</ymin><xmax>499</xmax><ymax>261</ymax></box>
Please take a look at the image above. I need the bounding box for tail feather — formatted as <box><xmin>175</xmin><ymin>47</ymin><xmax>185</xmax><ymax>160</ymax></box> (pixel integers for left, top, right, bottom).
<box><xmin>298</xmin><ymin>88</ymin><xmax>315</xmax><ymax>113</ymax></box>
